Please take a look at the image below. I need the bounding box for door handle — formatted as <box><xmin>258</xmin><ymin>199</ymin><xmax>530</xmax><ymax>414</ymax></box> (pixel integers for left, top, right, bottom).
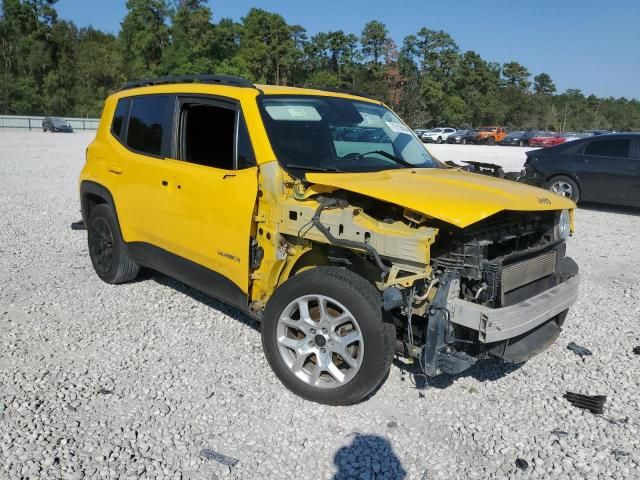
<box><xmin>161</xmin><ymin>180</ymin><xmax>169</xmax><ymax>186</ymax></box>
<box><xmin>107</xmin><ymin>163</ymin><xmax>123</xmax><ymax>174</ymax></box>
<box><xmin>575</xmin><ymin>158</ymin><xmax>589</xmax><ymax>163</ymax></box>
<box><xmin>223</xmin><ymin>174</ymin><xmax>236</xmax><ymax>180</ymax></box>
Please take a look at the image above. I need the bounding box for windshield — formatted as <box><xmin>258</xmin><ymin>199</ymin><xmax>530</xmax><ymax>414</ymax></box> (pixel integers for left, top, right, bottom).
<box><xmin>506</xmin><ymin>131</ymin><xmax>524</xmax><ymax>138</ymax></box>
<box><xmin>52</xmin><ymin>117</ymin><xmax>67</xmax><ymax>125</ymax></box>
<box><xmin>259</xmin><ymin>96</ymin><xmax>436</xmax><ymax>175</ymax></box>
<box><xmin>480</xmin><ymin>127</ymin><xmax>496</xmax><ymax>132</ymax></box>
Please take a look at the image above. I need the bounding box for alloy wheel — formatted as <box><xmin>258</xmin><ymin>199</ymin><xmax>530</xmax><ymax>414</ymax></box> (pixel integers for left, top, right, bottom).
<box><xmin>551</xmin><ymin>181</ymin><xmax>573</xmax><ymax>198</ymax></box>
<box><xmin>276</xmin><ymin>294</ymin><xmax>364</xmax><ymax>389</ymax></box>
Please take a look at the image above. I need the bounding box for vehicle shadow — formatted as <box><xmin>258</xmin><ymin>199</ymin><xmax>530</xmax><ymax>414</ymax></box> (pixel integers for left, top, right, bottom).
<box><xmin>578</xmin><ymin>202</ymin><xmax>640</xmax><ymax>217</ymax></box>
<box><xmin>393</xmin><ymin>356</ymin><xmax>522</xmax><ymax>390</ymax></box>
<box><xmin>138</xmin><ymin>269</ymin><xmax>260</xmax><ymax>333</ymax></box>
<box><xmin>333</xmin><ymin>434</ymin><xmax>407</xmax><ymax>480</ymax></box>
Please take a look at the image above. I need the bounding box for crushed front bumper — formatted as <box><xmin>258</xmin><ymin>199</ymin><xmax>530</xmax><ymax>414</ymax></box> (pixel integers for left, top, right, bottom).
<box><xmin>450</xmin><ymin>273</ymin><xmax>580</xmax><ymax>343</ymax></box>
<box><xmin>420</xmin><ymin>260</ymin><xmax>580</xmax><ymax>376</ymax></box>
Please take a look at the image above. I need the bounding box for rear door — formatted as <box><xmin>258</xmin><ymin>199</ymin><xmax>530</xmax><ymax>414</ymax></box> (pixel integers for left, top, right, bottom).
<box><xmin>623</xmin><ymin>138</ymin><xmax>640</xmax><ymax>206</ymax></box>
<box><xmin>575</xmin><ymin>137</ymin><xmax>633</xmax><ymax>202</ymax></box>
<box><xmin>109</xmin><ymin>94</ymin><xmax>177</xmax><ymax>245</ymax></box>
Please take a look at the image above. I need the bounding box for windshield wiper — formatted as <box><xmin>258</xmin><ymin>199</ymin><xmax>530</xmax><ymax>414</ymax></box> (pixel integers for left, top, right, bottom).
<box><xmin>345</xmin><ymin>150</ymin><xmax>416</xmax><ymax>168</ymax></box>
<box><xmin>284</xmin><ymin>163</ymin><xmax>342</xmax><ymax>173</ymax></box>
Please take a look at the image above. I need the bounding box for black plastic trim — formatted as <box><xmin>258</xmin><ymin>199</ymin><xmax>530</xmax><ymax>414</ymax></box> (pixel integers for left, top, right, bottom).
<box><xmin>80</xmin><ymin>181</ymin><xmax>117</xmax><ymax>224</ymax></box>
<box><xmin>127</xmin><ymin>242</ymin><xmax>249</xmax><ymax>312</ymax></box>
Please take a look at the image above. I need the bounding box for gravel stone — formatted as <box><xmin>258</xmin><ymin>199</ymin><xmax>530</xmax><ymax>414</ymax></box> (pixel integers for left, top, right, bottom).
<box><xmin>0</xmin><ymin>131</ymin><xmax>639</xmax><ymax>479</ymax></box>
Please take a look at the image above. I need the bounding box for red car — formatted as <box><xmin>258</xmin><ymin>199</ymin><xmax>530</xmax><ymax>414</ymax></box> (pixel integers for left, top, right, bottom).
<box><xmin>529</xmin><ymin>132</ymin><xmax>584</xmax><ymax>148</ymax></box>
<box><xmin>528</xmin><ymin>131</ymin><xmax>565</xmax><ymax>148</ymax></box>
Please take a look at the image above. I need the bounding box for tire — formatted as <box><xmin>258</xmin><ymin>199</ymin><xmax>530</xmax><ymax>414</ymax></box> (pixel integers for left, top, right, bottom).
<box><xmin>546</xmin><ymin>175</ymin><xmax>580</xmax><ymax>203</ymax></box>
<box><xmin>42</xmin><ymin>126</ymin><xmax>47</xmax><ymax>132</ymax></box>
<box><xmin>87</xmin><ymin>203</ymin><xmax>140</xmax><ymax>284</ymax></box>
<box><xmin>436</xmin><ymin>136</ymin><xmax>442</xmax><ymax>144</ymax></box>
<box><xmin>486</xmin><ymin>137</ymin><xmax>495</xmax><ymax>145</ymax></box>
<box><xmin>262</xmin><ymin>267</ymin><xmax>395</xmax><ymax>405</ymax></box>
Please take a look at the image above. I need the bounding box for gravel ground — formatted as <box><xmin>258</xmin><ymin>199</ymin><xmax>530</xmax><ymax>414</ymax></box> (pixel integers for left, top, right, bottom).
<box><xmin>1</xmin><ymin>130</ymin><xmax>639</xmax><ymax>480</ymax></box>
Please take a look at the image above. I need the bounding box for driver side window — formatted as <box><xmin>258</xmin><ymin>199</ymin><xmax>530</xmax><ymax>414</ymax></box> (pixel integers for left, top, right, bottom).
<box><xmin>177</xmin><ymin>98</ymin><xmax>256</xmax><ymax>170</ymax></box>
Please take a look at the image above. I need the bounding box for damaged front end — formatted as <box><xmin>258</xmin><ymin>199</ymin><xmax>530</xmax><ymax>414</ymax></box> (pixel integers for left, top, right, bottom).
<box><xmin>395</xmin><ymin>209</ymin><xmax>580</xmax><ymax>376</ymax></box>
<box><xmin>271</xmin><ymin>180</ymin><xmax>579</xmax><ymax>378</ymax></box>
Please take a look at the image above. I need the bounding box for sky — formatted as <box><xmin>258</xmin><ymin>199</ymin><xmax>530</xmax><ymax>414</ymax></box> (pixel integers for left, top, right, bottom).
<box><xmin>55</xmin><ymin>0</ymin><xmax>640</xmax><ymax>100</ymax></box>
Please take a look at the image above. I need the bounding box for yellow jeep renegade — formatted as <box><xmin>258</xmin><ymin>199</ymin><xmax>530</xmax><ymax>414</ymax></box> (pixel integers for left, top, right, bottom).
<box><xmin>79</xmin><ymin>75</ymin><xmax>579</xmax><ymax>405</ymax></box>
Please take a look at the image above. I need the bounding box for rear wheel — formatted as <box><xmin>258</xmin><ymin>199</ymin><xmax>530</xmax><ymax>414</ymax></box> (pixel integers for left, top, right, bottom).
<box><xmin>436</xmin><ymin>136</ymin><xmax>442</xmax><ymax>144</ymax></box>
<box><xmin>546</xmin><ymin>175</ymin><xmax>580</xmax><ymax>203</ymax></box>
<box><xmin>87</xmin><ymin>204</ymin><xmax>140</xmax><ymax>284</ymax></box>
<box><xmin>262</xmin><ymin>267</ymin><xmax>395</xmax><ymax>405</ymax></box>
<box><xmin>487</xmin><ymin>137</ymin><xmax>495</xmax><ymax>145</ymax></box>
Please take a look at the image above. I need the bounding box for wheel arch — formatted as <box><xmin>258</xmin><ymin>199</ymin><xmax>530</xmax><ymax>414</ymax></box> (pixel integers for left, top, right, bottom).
<box><xmin>545</xmin><ymin>172</ymin><xmax>583</xmax><ymax>201</ymax></box>
<box><xmin>80</xmin><ymin>181</ymin><xmax>118</xmax><ymax>224</ymax></box>
<box><xmin>545</xmin><ymin>170</ymin><xmax>582</xmax><ymax>190</ymax></box>
<box><xmin>284</xmin><ymin>242</ymin><xmax>381</xmax><ymax>288</ymax></box>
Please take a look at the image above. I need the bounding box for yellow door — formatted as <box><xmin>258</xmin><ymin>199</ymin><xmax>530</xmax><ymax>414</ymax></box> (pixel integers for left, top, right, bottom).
<box><xmin>153</xmin><ymin>161</ymin><xmax>258</xmax><ymax>294</ymax></box>
<box><xmin>108</xmin><ymin>94</ymin><xmax>177</xmax><ymax>245</ymax></box>
<box><xmin>150</xmin><ymin>96</ymin><xmax>259</xmax><ymax>296</ymax></box>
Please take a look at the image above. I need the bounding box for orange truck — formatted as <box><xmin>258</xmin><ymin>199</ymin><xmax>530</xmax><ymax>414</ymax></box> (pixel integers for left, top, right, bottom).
<box><xmin>473</xmin><ymin>126</ymin><xmax>508</xmax><ymax>145</ymax></box>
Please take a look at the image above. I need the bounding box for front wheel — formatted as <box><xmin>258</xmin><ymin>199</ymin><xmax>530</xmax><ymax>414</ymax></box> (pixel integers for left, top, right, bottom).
<box><xmin>546</xmin><ymin>175</ymin><xmax>580</xmax><ymax>203</ymax></box>
<box><xmin>436</xmin><ymin>136</ymin><xmax>442</xmax><ymax>144</ymax></box>
<box><xmin>262</xmin><ymin>267</ymin><xmax>395</xmax><ymax>405</ymax></box>
<box><xmin>486</xmin><ymin>137</ymin><xmax>495</xmax><ymax>145</ymax></box>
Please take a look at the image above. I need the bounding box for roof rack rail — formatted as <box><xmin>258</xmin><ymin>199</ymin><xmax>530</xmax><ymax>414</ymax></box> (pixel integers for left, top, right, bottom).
<box><xmin>305</xmin><ymin>85</ymin><xmax>375</xmax><ymax>100</ymax></box>
<box><xmin>119</xmin><ymin>74</ymin><xmax>254</xmax><ymax>91</ymax></box>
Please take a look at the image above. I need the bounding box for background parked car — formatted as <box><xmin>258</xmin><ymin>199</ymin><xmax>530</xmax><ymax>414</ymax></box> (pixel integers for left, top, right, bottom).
<box><xmin>42</xmin><ymin>117</ymin><xmax>73</xmax><ymax>133</ymax></box>
<box><xmin>447</xmin><ymin>129</ymin><xmax>478</xmax><ymax>144</ymax></box>
<box><xmin>520</xmin><ymin>133</ymin><xmax>640</xmax><ymax>206</ymax></box>
<box><xmin>528</xmin><ymin>131</ymin><xmax>560</xmax><ymax>147</ymax></box>
<box><xmin>414</xmin><ymin>129</ymin><xmax>430</xmax><ymax>138</ymax></box>
<box><xmin>499</xmin><ymin>130</ymin><xmax>540</xmax><ymax>147</ymax></box>
<box><xmin>472</xmin><ymin>126</ymin><xmax>508</xmax><ymax>145</ymax></box>
<box><xmin>422</xmin><ymin>127</ymin><xmax>456</xmax><ymax>143</ymax></box>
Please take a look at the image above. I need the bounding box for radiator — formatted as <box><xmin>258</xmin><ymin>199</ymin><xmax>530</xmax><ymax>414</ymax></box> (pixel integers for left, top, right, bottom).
<box><xmin>501</xmin><ymin>250</ymin><xmax>557</xmax><ymax>293</ymax></box>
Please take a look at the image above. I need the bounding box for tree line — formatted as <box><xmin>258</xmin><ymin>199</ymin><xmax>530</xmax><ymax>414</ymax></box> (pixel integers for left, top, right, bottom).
<box><xmin>2</xmin><ymin>0</ymin><xmax>639</xmax><ymax>131</ymax></box>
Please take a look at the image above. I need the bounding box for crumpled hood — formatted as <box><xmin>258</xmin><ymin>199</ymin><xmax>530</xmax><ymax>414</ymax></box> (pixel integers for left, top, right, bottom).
<box><xmin>306</xmin><ymin>168</ymin><xmax>575</xmax><ymax>228</ymax></box>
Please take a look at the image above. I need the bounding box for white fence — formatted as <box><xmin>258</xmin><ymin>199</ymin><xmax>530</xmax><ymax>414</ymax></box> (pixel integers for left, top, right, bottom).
<box><xmin>0</xmin><ymin>115</ymin><xmax>99</xmax><ymax>131</ymax></box>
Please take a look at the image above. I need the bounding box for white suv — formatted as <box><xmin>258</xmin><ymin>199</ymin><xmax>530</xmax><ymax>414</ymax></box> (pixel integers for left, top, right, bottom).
<box><xmin>422</xmin><ymin>127</ymin><xmax>456</xmax><ymax>143</ymax></box>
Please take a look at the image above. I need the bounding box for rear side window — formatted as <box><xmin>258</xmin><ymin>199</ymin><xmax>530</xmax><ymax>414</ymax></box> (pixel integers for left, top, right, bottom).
<box><xmin>584</xmin><ymin>139</ymin><xmax>630</xmax><ymax>158</ymax></box>
<box><xmin>127</xmin><ymin>95</ymin><xmax>173</xmax><ymax>157</ymax></box>
<box><xmin>111</xmin><ymin>98</ymin><xmax>130</xmax><ymax>140</ymax></box>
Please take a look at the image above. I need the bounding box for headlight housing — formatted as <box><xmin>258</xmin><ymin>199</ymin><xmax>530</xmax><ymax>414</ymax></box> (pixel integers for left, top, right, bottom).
<box><xmin>556</xmin><ymin>209</ymin><xmax>571</xmax><ymax>240</ymax></box>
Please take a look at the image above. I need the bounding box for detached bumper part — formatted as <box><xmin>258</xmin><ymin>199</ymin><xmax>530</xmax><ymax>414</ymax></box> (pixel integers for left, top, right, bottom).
<box><xmin>420</xmin><ymin>258</ymin><xmax>579</xmax><ymax>376</ymax></box>
<box><xmin>450</xmin><ymin>273</ymin><xmax>580</xmax><ymax>343</ymax></box>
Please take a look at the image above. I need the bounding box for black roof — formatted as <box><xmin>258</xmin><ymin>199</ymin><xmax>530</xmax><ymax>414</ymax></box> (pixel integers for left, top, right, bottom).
<box><xmin>119</xmin><ymin>74</ymin><xmax>255</xmax><ymax>91</ymax></box>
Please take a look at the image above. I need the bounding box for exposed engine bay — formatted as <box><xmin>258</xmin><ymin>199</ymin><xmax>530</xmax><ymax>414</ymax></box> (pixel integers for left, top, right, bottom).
<box><xmin>274</xmin><ymin>185</ymin><xmax>579</xmax><ymax>377</ymax></box>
